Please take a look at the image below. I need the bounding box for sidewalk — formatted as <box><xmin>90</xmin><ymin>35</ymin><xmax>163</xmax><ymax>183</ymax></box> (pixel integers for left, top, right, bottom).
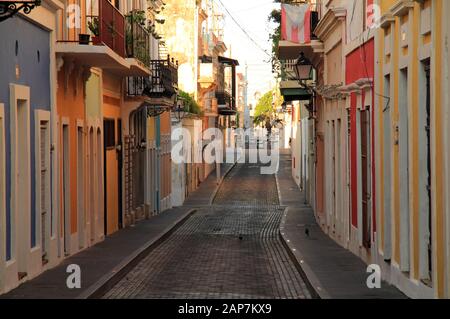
<box><xmin>276</xmin><ymin>150</ymin><xmax>406</xmax><ymax>299</ymax></box>
<box><xmin>1</xmin><ymin>162</ymin><xmax>235</xmax><ymax>299</ymax></box>
<box><xmin>184</xmin><ymin>162</ymin><xmax>235</xmax><ymax>207</ymax></box>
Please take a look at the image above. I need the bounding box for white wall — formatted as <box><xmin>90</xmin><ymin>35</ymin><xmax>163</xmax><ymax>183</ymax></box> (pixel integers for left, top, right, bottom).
<box><xmin>171</xmin><ymin>121</ymin><xmax>186</xmax><ymax>206</ymax></box>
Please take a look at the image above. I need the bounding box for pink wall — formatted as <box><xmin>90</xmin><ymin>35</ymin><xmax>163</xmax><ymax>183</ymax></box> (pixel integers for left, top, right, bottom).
<box><xmin>345</xmin><ymin>39</ymin><xmax>375</xmax><ymax>230</ymax></box>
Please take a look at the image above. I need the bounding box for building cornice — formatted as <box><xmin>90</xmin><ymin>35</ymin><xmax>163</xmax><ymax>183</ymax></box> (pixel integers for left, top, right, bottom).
<box><xmin>390</xmin><ymin>0</ymin><xmax>414</xmax><ymax>17</ymax></box>
<box><xmin>314</xmin><ymin>7</ymin><xmax>346</xmax><ymax>41</ymax></box>
<box><xmin>379</xmin><ymin>13</ymin><xmax>395</xmax><ymax>29</ymax></box>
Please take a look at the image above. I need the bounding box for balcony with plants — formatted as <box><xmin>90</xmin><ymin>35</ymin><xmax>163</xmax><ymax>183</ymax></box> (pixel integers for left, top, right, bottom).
<box><xmin>125</xmin><ymin>10</ymin><xmax>162</xmax><ymax>69</ymax></box>
<box><xmin>85</xmin><ymin>0</ymin><xmax>125</xmax><ymax>57</ymax></box>
<box><xmin>56</xmin><ymin>0</ymin><xmax>139</xmax><ymax>73</ymax></box>
<box><xmin>127</xmin><ymin>56</ymin><xmax>178</xmax><ymax>102</ymax></box>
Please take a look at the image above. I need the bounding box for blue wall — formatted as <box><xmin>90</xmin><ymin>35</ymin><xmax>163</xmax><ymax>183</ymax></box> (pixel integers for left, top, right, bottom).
<box><xmin>0</xmin><ymin>16</ymin><xmax>51</xmax><ymax>259</ymax></box>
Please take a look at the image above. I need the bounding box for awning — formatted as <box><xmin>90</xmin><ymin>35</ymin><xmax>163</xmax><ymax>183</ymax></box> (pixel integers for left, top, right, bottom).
<box><xmin>218</xmin><ymin>56</ymin><xmax>239</xmax><ymax>66</ymax></box>
<box><xmin>280</xmin><ymin>87</ymin><xmax>312</xmax><ymax>102</ymax></box>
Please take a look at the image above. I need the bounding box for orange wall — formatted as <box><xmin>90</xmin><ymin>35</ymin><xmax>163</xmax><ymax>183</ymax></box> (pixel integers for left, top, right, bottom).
<box><xmin>57</xmin><ymin>67</ymin><xmax>86</xmax><ymax>235</ymax></box>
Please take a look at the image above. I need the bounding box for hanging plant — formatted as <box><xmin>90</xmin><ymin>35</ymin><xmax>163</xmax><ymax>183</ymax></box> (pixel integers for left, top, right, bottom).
<box><xmin>125</xmin><ymin>10</ymin><xmax>146</xmax><ymax>26</ymax></box>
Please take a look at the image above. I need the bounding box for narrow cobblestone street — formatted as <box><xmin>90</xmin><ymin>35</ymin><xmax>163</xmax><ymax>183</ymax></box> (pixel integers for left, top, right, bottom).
<box><xmin>103</xmin><ymin>160</ymin><xmax>312</xmax><ymax>299</ymax></box>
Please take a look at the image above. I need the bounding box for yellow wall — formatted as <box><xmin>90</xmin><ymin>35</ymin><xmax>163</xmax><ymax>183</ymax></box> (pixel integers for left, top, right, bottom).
<box><xmin>432</xmin><ymin>0</ymin><xmax>445</xmax><ymax>298</ymax></box>
<box><xmin>102</xmin><ymin>73</ymin><xmax>122</xmax><ymax>235</ymax></box>
<box><xmin>376</xmin><ymin>0</ymin><xmax>446</xmax><ymax>297</ymax></box>
<box><xmin>158</xmin><ymin>0</ymin><xmax>198</xmax><ymax>94</ymax></box>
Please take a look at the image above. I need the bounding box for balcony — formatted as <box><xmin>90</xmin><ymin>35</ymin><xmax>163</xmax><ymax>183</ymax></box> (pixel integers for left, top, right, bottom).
<box><xmin>216</xmin><ymin>90</ymin><xmax>236</xmax><ymax>116</ymax></box>
<box><xmin>144</xmin><ymin>59</ymin><xmax>178</xmax><ymax>98</ymax></box>
<box><xmin>126</xmin><ymin>15</ymin><xmax>152</xmax><ymax>74</ymax></box>
<box><xmin>56</xmin><ymin>0</ymin><xmax>148</xmax><ymax>76</ymax></box>
<box><xmin>277</xmin><ymin>6</ymin><xmax>323</xmax><ymax>62</ymax></box>
<box><xmin>127</xmin><ymin>57</ymin><xmax>178</xmax><ymax>103</ymax></box>
<box><xmin>96</xmin><ymin>0</ymin><xmax>125</xmax><ymax>57</ymax></box>
<box><xmin>280</xmin><ymin>60</ymin><xmax>298</xmax><ymax>81</ymax></box>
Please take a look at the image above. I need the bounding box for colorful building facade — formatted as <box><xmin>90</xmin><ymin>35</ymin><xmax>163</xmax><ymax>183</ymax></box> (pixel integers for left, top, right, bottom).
<box><xmin>0</xmin><ymin>1</ymin><xmax>61</xmax><ymax>293</ymax></box>
<box><xmin>0</xmin><ymin>0</ymin><xmax>178</xmax><ymax>295</ymax></box>
<box><xmin>373</xmin><ymin>0</ymin><xmax>449</xmax><ymax>298</ymax></box>
<box><xmin>160</xmin><ymin>0</ymin><xmax>238</xmax><ymax>195</ymax></box>
<box><xmin>279</xmin><ymin>0</ymin><xmax>450</xmax><ymax>299</ymax></box>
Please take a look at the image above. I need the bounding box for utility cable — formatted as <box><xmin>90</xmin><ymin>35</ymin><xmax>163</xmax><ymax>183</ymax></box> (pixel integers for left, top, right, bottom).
<box><xmin>214</xmin><ymin>0</ymin><xmax>272</xmax><ymax>58</ymax></box>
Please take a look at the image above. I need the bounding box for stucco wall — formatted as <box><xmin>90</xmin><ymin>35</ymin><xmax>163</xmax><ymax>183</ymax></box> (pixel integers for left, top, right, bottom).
<box><xmin>0</xmin><ymin>16</ymin><xmax>51</xmax><ymax>258</ymax></box>
<box><xmin>159</xmin><ymin>0</ymin><xmax>198</xmax><ymax>94</ymax></box>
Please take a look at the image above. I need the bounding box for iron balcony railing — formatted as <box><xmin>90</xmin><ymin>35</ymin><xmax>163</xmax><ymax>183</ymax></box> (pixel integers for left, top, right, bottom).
<box><xmin>216</xmin><ymin>90</ymin><xmax>233</xmax><ymax>109</ymax></box>
<box><xmin>126</xmin><ymin>15</ymin><xmax>151</xmax><ymax>67</ymax></box>
<box><xmin>59</xmin><ymin>0</ymin><xmax>125</xmax><ymax>57</ymax></box>
<box><xmin>127</xmin><ymin>76</ymin><xmax>147</xmax><ymax>97</ymax></box>
<box><xmin>127</xmin><ymin>57</ymin><xmax>178</xmax><ymax>98</ymax></box>
<box><xmin>281</xmin><ymin>59</ymin><xmax>298</xmax><ymax>81</ymax></box>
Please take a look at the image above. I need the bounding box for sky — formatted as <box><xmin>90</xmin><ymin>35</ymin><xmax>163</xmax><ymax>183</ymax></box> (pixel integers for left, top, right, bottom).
<box><xmin>218</xmin><ymin>0</ymin><xmax>279</xmax><ymax>105</ymax></box>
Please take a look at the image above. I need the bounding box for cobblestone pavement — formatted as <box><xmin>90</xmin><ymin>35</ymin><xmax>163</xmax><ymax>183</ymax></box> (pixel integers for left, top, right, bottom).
<box><xmin>103</xmin><ymin>161</ymin><xmax>312</xmax><ymax>299</ymax></box>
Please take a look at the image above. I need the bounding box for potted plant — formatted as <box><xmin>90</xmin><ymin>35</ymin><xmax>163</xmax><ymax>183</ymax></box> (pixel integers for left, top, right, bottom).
<box><xmin>78</xmin><ymin>33</ymin><xmax>90</xmax><ymax>45</ymax></box>
<box><xmin>88</xmin><ymin>17</ymin><xmax>100</xmax><ymax>44</ymax></box>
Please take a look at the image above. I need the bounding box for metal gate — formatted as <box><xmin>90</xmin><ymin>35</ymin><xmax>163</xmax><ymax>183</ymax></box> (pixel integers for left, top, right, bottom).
<box><xmin>124</xmin><ymin>108</ymin><xmax>147</xmax><ymax>223</ymax></box>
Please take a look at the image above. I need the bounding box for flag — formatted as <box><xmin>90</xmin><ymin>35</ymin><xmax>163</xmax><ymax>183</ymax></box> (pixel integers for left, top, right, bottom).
<box><xmin>281</xmin><ymin>3</ymin><xmax>311</xmax><ymax>44</ymax></box>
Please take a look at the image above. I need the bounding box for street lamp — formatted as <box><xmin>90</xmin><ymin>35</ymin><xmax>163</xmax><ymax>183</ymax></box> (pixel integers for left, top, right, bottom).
<box><xmin>0</xmin><ymin>1</ymin><xmax>41</xmax><ymax>22</ymax></box>
<box><xmin>172</xmin><ymin>95</ymin><xmax>188</xmax><ymax>122</ymax></box>
<box><xmin>294</xmin><ymin>52</ymin><xmax>313</xmax><ymax>82</ymax></box>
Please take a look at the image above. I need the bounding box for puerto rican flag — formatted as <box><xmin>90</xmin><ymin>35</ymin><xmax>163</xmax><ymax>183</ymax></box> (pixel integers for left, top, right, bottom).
<box><xmin>281</xmin><ymin>3</ymin><xmax>311</xmax><ymax>44</ymax></box>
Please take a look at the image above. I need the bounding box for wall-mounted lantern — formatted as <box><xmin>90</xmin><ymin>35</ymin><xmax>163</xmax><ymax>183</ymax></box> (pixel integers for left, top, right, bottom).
<box><xmin>294</xmin><ymin>52</ymin><xmax>313</xmax><ymax>82</ymax></box>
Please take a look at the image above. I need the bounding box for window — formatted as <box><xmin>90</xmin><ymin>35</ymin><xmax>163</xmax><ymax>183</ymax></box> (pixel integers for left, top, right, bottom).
<box><xmin>420</xmin><ymin>0</ymin><xmax>432</xmax><ymax>36</ymax></box>
<box><xmin>35</xmin><ymin>113</ymin><xmax>50</xmax><ymax>263</ymax></box>
<box><xmin>103</xmin><ymin>119</ymin><xmax>115</xmax><ymax>149</ymax></box>
<box><xmin>360</xmin><ymin>108</ymin><xmax>371</xmax><ymax>248</ymax></box>
<box><xmin>10</xmin><ymin>84</ymin><xmax>31</xmax><ymax>274</ymax></box>
<box><xmin>62</xmin><ymin>122</ymin><xmax>70</xmax><ymax>255</ymax></box>
<box><xmin>77</xmin><ymin>125</ymin><xmax>85</xmax><ymax>249</ymax></box>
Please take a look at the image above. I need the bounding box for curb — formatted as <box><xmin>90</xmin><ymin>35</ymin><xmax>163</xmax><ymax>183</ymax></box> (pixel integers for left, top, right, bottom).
<box><xmin>208</xmin><ymin>158</ymin><xmax>239</xmax><ymax>206</ymax></box>
<box><xmin>275</xmin><ymin>171</ymin><xmax>330</xmax><ymax>299</ymax></box>
<box><xmin>78</xmin><ymin>208</ymin><xmax>197</xmax><ymax>299</ymax></box>
<box><xmin>279</xmin><ymin>207</ymin><xmax>331</xmax><ymax>299</ymax></box>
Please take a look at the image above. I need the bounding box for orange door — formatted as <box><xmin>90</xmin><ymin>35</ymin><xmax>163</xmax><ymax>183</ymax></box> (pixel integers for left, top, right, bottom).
<box><xmin>104</xmin><ymin>118</ymin><xmax>119</xmax><ymax>235</ymax></box>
